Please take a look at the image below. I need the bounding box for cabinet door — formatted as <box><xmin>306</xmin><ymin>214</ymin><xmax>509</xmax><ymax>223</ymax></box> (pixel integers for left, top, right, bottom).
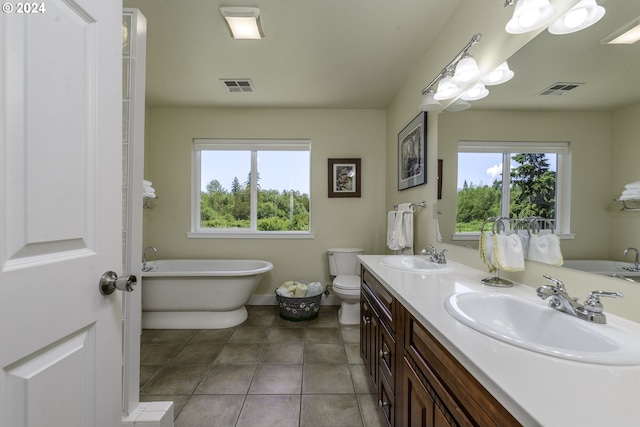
<box><xmin>360</xmin><ymin>294</ymin><xmax>378</xmax><ymax>388</ymax></box>
<box><xmin>402</xmin><ymin>357</ymin><xmax>453</xmax><ymax>427</ymax></box>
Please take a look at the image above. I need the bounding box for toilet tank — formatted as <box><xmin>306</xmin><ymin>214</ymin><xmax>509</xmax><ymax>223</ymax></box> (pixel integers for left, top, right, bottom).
<box><xmin>328</xmin><ymin>247</ymin><xmax>364</xmax><ymax>276</ymax></box>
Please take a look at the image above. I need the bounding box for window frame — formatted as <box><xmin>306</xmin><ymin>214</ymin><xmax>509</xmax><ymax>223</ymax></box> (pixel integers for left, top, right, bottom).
<box><xmin>452</xmin><ymin>140</ymin><xmax>574</xmax><ymax>241</ymax></box>
<box><xmin>189</xmin><ymin>138</ymin><xmax>314</xmax><ymax>239</ymax></box>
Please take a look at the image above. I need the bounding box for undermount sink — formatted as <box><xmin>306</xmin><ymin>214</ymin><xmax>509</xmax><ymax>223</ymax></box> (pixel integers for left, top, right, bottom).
<box><xmin>378</xmin><ymin>255</ymin><xmax>448</xmax><ymax>273</ymax></box>
<box><xmin>444</xmin><ymin>292</ymin><xmax>640</xmax><ymax>365</ymax></box>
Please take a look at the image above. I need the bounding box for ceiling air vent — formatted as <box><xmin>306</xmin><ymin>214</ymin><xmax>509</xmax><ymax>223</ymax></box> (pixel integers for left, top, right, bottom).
<box><xmin>537</xmin><ymin>82</ymin><xmax>585</xmax><ymax>96</ymax></box>
<box><xmin>220</xmin><ymin>79</ymin><xmax>256</xmax><ymax>93</ymax></box>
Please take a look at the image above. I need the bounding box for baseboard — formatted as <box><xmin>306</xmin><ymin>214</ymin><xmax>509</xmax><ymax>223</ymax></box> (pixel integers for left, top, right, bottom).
<box><xmin>248</xmin><ymin>293</ymin><xmax>341</xmax><ymax>306</ymax></box>
<box><xmin>122</xmin><ymin>401</ymin><xmax>174</xmax><ymax>427</ymax></box>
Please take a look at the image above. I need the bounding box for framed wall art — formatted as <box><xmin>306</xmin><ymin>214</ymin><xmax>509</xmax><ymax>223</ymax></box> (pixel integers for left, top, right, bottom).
<box><xmin>328</xmin><ymin>158</ymin><xmax>361</xmax><ymax>198</ymax></box>
<box><xmin>398</xmin><ymin>112</ymin><xmax>427</xmax><ymax>191</ymax></box>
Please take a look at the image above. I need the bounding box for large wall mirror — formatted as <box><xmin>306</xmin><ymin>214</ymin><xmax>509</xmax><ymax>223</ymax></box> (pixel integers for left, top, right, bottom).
<box><xmin>437</xmin><ymin>0</ymin><xmax>640</xmax><ymax>273</ymax></box>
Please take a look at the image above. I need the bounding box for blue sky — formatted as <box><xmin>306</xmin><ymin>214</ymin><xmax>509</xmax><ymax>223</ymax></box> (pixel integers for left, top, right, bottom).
<box><xmin>201</xmin><ymin>151</ymin><xmax>310</xmax><ymax>193</ymax></box>
<box><xmin>457</xmin><ymin>153</ymin><xmax>557</xmax><ymax>190</ymax></box>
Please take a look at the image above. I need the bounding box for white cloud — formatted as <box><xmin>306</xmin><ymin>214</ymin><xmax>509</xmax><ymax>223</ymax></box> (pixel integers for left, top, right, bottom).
<box><xmin>486</xmin><ymin>163</ymin><xmax>502</xmax><ymax>179</ymax></box>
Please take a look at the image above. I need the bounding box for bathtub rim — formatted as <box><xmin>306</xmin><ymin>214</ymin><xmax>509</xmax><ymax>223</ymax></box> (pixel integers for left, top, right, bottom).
<box><xmin>141</xmin><ymin>259</ymin><xmax>273</xmax><ymax>277</ymax></box>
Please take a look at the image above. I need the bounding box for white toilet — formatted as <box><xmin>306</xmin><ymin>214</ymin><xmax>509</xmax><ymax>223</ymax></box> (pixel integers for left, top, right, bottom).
<box><xmin>328</xmin><ymin>247</ymin><xmax>364</xmax><ymax>325</ymax></box>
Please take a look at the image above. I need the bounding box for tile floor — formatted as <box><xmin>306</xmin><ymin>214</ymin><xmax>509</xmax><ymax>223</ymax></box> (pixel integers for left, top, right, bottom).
<box><xmin>140</xmin><ymin>305</ymin><xmax>388</xmax><ymax>427</ymax></box>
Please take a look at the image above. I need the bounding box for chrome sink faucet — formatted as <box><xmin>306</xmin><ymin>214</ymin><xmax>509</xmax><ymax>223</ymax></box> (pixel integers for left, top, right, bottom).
<box><xmin>536</xmin><ymin>274</ymin><xmax>623</xmax><ymax>324</ymax></box>
<box><xmin>419</xmin><ymin>245</ymin><xmax>447</xmax><ymax>264</ymax></box>
<box><xmin>142</xmin><ymin>246</ymin><xmax>158</xmax><ymax>272</ymax></box>
<box><xmin>623</xmin><ymin>247</ymin><xmax>640</xmax><ymax>271</ymax></box>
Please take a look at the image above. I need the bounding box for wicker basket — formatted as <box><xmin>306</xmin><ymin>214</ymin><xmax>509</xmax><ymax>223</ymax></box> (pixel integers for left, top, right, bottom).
<box><xmin>276</xmin><ymin>291</ymin><xmax>322</xmax><ymax>321</ymax></box>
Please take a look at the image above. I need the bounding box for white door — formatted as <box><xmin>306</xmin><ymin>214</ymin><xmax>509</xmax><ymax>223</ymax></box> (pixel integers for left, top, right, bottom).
<box><xmin>0</xmin><ymin>1</ymin><xmax>125</xmax><ymax>426</ymax></box>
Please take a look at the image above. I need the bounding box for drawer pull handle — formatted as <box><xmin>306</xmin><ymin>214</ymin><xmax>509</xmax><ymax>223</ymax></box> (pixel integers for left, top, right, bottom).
<box><xmin>379</xmin><ymin>349</ymin><xmax>390</xmax><ymax>357</ymax></box>
<box><xmin>362</xmin><ymin>315</ymin><xmax>371</xmax><ymax>324</ymax></box>
<box><xmin>378</xmin><ymin>399</ymin><xmax>390</xmax><ymax>408</ymax></box>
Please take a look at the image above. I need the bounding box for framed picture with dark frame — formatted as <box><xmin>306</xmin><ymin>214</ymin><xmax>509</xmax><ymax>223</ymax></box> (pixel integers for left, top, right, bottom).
<box><xmin>398</xmin><ymin>112</ymin><xmax>427</xmax><ymax>191</ymax></box>
<box><xmin>328</xmin><ymin>158</ymin><xmax>361</xmax><ymax>198</ymax></box>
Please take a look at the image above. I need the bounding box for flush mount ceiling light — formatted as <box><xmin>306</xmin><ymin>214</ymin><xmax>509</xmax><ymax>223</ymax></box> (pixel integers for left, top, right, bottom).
<box><xmin>220</xmin><ymin>6</ymin><xmax>264</xmax><ymax>39</ymax></box>
<box><xmin>482</xmin><ymin>61</ymin><xmax>515</xmax><ymax>86</ymax></box>
<box><xmin>601</xmin><ymin>17</ymin><xmax>640</xmax><ymax>45</ymax></box>
<box><xmin>505</xmin><ymin>0</ymin><xmax>556</xmax><ymax>34</ymax></box>
<box><xmin>548</xmin><ymin>0</ymin><xmax>605</xmax><ymax>35</ymax></box>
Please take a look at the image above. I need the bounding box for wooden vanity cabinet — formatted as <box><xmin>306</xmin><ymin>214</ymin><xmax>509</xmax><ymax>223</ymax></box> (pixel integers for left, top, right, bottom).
<box><xmin>361</xmin><ymin>267</ymin><xmax>401</xmax><ymax>427</ymax></box>
<box><xmin>360</xmin><ymin>266</ymin><xmax>520</xmax><ymax>427</ymax></box>
<box><xmin>403</xmin><ymin>311</ymin><xmax>520</xmax><ymax>427</ymax></box>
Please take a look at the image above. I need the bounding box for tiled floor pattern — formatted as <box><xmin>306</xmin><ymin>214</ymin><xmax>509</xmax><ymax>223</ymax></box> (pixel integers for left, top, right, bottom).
<box><xmin>140</xmin><ymin>305</ymin><xmax>388</xmax><ymax>427</ymax></box>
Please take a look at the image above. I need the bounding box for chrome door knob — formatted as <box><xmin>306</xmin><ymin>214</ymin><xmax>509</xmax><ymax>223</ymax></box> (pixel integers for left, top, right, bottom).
<box><xmin>99</xmin><ymin>271</ymin><xmax>137</xmax><ymax>295</ymax></box>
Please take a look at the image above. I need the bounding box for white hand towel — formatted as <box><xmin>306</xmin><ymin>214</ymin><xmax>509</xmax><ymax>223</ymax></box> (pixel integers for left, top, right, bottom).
<box><xmin>625</xmin><ymin>181</ymin><xmax>640</xmax><ymax>189</ymax></box>
<box><xmin>143</xmin><ymin>191</ymin><xmax>156</xmax><ymax>199</ymax></box>
<box><xmin>294</xmin><ymin>282</ymin><xmax>308</xmax><ymax>298</ymax></box>
<box><xmin>387</xmin><ymin>211</ymin><xmax>400</xmax><ymax>250</ymax></box>
<box><xmin>143</xmin><ymin>187</ymin><xmax>155</xmax><ymax>195</ymax></box>
<box><xmin>479</xmin><ymin>232</ymin><xmax>496</xmax><ymax>273</ymax></box>
<box><xmin>143</xmin><ymin>179</ymin><xmax>153</xmax><ymax>187</ymax></box>
<box><xmin>493</xmin><ymin>232</ymin><xmax>525</xmax><ymax>272</ymax></box>
<box><xmin>276</xmin><ymin>287</ymin><xmax>293</xmax><ymax>298</ymax></box>
<box><xmin>517</xmin><ymin>230</ymin><xmax>530</xmax><ymax>259</ymax></box>
<box><xmin>396</xmin><ymin>203</ymin><xmax>414</xmax><ymax>255</ymax></box>
<box><xmin>527</xmin><ymin>234</ymin><xmax>563</xmax><ymax>266</ymax></box>
<box><xmin>621</xmin><ymin>189</ymin><xmax>640</xmax><ymax>196</ymax></box>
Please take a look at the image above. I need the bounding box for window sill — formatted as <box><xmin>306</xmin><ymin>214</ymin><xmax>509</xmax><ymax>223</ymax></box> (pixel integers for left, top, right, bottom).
<box><xmin>187</xmin><ymin>231</ymin><xmax>315</xmax><ymax>239</ymax></box>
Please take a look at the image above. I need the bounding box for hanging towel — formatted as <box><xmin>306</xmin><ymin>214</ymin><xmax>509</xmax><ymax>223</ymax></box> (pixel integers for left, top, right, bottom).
<box><xmin>395</xmin><ymin>203</ymin><xmax>414</xmax><ymax>255</ymax></box>
<box><xmin>479</xmin><ymin>232</ymin><xmax>496</xmax><ymax>273</ymax></box>
<box><xmin>527</xmin><ymin>233</ymin><xmax>563</xmax><ymax>266</ymax></box>
<box><xmin>517</xmin><ymin>230</ymin><xmax>530</xmax><ymax>259</ymax></box>
<box><xmin>493</xmin><ymin>232</ymin><xmax>525</xmax><ymax>272</ymax></box>
<box><xmin>387</xmin><ymin>211</ymin><xmax>400</xmax><ymax>250</ymax></box>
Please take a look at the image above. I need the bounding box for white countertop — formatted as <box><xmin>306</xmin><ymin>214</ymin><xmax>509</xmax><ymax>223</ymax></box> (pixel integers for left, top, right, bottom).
<box><xmin>358</xmin><ymin>255</ymin><xmax>640</xmax><ymax>427</ymax></box>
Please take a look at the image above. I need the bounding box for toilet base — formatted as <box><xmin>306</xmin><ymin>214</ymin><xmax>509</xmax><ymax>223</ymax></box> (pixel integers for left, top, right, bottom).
<box><xmin>338</xmin><ymin>301</ymin><xmax>360</xmax><ymax>325</ymax></box>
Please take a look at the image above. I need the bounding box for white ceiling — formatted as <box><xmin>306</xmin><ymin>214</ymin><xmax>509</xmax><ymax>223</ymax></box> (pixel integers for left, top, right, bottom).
<box><xmin>123</xmin><ymin>0</ymin><xmax>640</xmax><ymax>111</ymax></box>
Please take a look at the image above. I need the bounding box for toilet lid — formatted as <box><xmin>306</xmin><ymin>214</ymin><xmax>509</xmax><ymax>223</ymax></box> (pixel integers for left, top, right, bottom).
<box><xmin>333</xmin><ymin>275</ymin><xmax>360</xmax><ymax>290</ymax></box>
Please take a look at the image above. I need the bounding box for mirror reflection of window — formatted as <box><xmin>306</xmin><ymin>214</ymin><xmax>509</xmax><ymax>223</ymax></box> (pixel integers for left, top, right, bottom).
<box><xmin>456</xmin><ymin>141</ymin><xmax>568</xmax><ymax>235</ymax></box>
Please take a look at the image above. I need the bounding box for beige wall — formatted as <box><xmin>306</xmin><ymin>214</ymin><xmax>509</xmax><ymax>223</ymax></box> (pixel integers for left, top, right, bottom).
<box><xmin>437</xmin><ymin>109</ymin><xmax>612</xmax><ymax>260</ymax></box>
<box><xmin>143</xmin><ymin>107</ymin><xmax>387</xmax><ymax>296</ymax></box>
<box><xmin>609</xmin><ymin>102</ymin><xmax>640</xmax><ymax>261</ymax></box>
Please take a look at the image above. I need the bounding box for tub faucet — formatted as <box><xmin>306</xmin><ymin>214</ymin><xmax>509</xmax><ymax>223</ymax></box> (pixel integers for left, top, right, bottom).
<box><xmin>623</xmin><ymin>247</ymin><xmax>640</xmax><ymax>271</ymax></box>
<box><xmin>536</xmin><ymin>274</ymin><xmax>623</xmax><ymax>324</ymax></box>
<box><xmin>142</xmin><ymin>246</ymin><xmax>158</xmax><ymax>272</ymax></box>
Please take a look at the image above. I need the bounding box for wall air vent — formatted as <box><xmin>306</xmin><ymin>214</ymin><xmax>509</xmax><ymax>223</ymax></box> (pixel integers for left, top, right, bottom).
<box><xmin>537</xmin><ymin>82</ymin><xmax>585</xmax><ymax>96</ymax></box>
<box><xmin>220</xmin><ymin>79</ymin><xmax>256</xmax><ymax>93</ymax></box>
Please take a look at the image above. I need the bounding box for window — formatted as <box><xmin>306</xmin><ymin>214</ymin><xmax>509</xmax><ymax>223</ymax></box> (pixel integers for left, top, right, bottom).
<box><xmin>190</xmin><ymin>139</ymin><xmax>312</xmax><ymax>238</ymax></box>
<box><xmin>455</xmin><ymin>141</ymin><xmax>571</xmax><ymax>238</ymax></box>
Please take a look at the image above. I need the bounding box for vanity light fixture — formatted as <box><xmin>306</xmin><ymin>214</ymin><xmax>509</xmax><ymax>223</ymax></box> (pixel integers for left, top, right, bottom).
<box><xmin>445</xmin><ymin>98</ymin><xmax>471</xmax><ymax>112</ymax></box>
<box><xmin>481</xmin><ymin>61</ymin><xmax>515</xmax><ymax>86</ymax></box>
<box><xmin>548</xmin><ymin>0</ymin><xmax>605</xmax><ymax>35</ymax></box>
<box><xmin>220</xmin><ymin>6</ymin><xmax>264</xmax><ymax>39</ymax></box>
<box><xmin>434</xmin><ymin>69</ymin><xmax>463</xmax><ymax>100</ymax></box>
<box><xmin>419</xmin><ymin>89</ymin><xmax>442</xmax><ymax>111</ymax></box>
<box><xmin>461</xmin><ymin>82</ymin><xmax>490</xmax><ymax>101</ymax></box>
<box><xmin>505</xmin><ymin>0</ymin><xmax>556</xmax><ymax>34</ymax></box>
<box><xmin>601</xmin><ymin>17</ymin><xmax>640</xmax><ymax>45</ymax></box>
<box><xmin>451</xmin><ymin>54</ymin><xmax>481</xmax><ymax>84</ymax></box>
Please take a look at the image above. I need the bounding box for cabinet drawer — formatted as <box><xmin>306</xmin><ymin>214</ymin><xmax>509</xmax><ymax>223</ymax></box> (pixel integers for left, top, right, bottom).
<box><xmin>405</xmin><ymin>313</ymin><xmax>520</xmax><ymax>427</ymax></box>
<box><xmin>379</xmin><ymin>320</ymin><xmax>395</xmax><ymax>395</ymax></box>
<box><xmin>362</xmin><ymin>268</ymin><xmax>395</xmax><ymax>332</ymax></box>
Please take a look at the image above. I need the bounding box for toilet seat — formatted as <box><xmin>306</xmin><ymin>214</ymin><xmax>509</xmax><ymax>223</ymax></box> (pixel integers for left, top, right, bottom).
<box><xmin>333</xmin><ymin>275</ymin><xmax>360</xmax><ymax>290</ymax></box>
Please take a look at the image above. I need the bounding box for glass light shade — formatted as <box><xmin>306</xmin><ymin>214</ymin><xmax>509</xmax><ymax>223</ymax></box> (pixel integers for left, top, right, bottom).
<box><xmin>548</xmin><ymin>0</ymin><xmax>605</xmax><ymax>35</ymax></box>
<box><xmin>482</xmin><ymin>61</ymin><xmax>515</xmax><ymax>86</ymax></box>
<box><xmin>445</xmin><ymin>98</ymin><xmax>471</xmax><ymax>112</ymax></box>
<box><xmin>419</xmin><ymin>92</ymin><xmax>442</xmax><ymax>111</ymax></box>
<box><xmin>460</xmin><ymin>83</ymin><xmax>489</xmax><ymax>101</ymax></box>
<box><xmin>506</xmin><ymin>0</ymin><xmax>556</xmax><ymax>34</ymax></box>
<box><xmin>220</xmin><ymin>7</ymin><xmax>264</xmax><ymax>39</ymax></box>
<box><xmin>434</xmin><ymin>76</ymin><xmax>462</xmax><ymax>100</ymax></box>
<box><xmin>451</xmin><ymin>56</ymin><xmax>481</xmax><ymax>84</ymax></box>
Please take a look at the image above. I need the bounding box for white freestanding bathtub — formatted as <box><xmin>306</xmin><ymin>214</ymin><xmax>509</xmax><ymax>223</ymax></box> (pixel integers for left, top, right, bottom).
<box><xmin>141</xmin><ymin>259</ymin><xmax>273</xmax><ymax>329</ymax></box>
<box><xmin>563</xmin><ymin>260</ymin><xmax>640</xmax><ymax>278</ymax></box>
